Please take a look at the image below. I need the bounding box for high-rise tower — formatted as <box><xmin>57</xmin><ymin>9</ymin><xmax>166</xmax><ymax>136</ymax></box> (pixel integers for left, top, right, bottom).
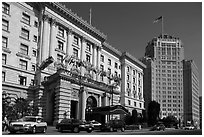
<box><xmin>142</xmin><ymin>34</ymin><xmax>184</xmax><ymax>119</ymax></box>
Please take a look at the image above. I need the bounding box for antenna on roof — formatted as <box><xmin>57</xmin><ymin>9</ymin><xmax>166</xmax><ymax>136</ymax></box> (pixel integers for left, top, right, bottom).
<box><xmin>89</xmin><ymin>8</ymin><xmax>92</xmax><ymax>25</ymax></box>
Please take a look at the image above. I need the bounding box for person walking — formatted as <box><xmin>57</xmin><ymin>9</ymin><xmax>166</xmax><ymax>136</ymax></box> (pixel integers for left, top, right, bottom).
<box><xmin>2</xmin><ymin>116</ymin><xmax>9</xmax><ymax>132</ymax></box>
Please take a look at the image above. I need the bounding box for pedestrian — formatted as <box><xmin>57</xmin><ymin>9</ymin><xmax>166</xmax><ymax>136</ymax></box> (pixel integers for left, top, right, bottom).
<box><xmin>2</xmin><ymin>116</ymin><xmax>9</xmax><ymax>132</ymax></box>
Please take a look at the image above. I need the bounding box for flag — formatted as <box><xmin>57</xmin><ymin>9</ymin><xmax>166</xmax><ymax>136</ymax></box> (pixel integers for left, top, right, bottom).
<box><xmin>153</xmin><ymin>16</ymin><xmax>163</xmax><ymax>23</ymax></box>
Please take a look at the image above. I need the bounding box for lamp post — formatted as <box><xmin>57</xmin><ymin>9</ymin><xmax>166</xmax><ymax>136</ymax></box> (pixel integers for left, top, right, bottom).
<box><xmin>86</xmin><ymin>106</ymin><xmax>93</xmax><ymax>121</ymax></box>
<box><xmin>2</xmin><ymin>91</ymin><xmax>11</xmax><ymax>118</ymax></box>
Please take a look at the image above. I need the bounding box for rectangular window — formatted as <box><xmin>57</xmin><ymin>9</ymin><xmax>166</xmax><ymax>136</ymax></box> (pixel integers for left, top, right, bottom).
<box><xmin>108</xmin><ymin>68</ymin><xmax>111</xmax><ymax>75</ymax></box>
<box><xmin>19</xmin><ymin>59</ymin><xmax>27</xmax><ymax>70</ymax></box>
<box><xmin>100</xmin><ymin>55</ymin><xmax>104</xmax><ymax>62</ymax></box>
<box><xmin>2</xmin><ymin>19</ymin><xmax>9</xmax><ymax>31</ymax></box>
<box><xmin>2</xmin><ymin>54</ymin><xmax>6</xmax><ymax>64</ymax></box>
<box><xmin>57</xmin><ymin>41</ymin><xmax>64</xmax><ymax>51</ymax></box>
<box><xmin>86</xmin><ymin>54</ymin><xmax>91</xmax><ymax>62</ymax></box>
<box><xmin>22</xmin><ymin>12</ymin><xmax>30</xmax><ymax>25</ymax></box>
<box><xmin>32</xmin><ymin>64</ymin><xmax>36</xmax><ymax>71</ymax></box>
<box><xmin>34</xmin><ymin>21</ymin><xmax>38</xmax><ymax>27</ymax></box>
<box><xmin>115</xmin><ymin>62</ymin><xmax>118</xmax><ymax>69</ymax></box>
<box><xmin>20</xmin><ymin>43</ymin><xmax>29</xmax><ymax>55</ymax></box>
<box><xmin>2</xmin><ymin>3</ymin><xmax>10</xmax><ymax>15</ymax></box>
<box><xmin>108</xmin><ymin>59</ymin><xmax>111</xmax><ymax>66</ymax></box>
<box><xmin>73</xmin><ymin>36</ymin><xmax>79</xmax><ymax>45</ymax></box>
<box><xmin>58</xmin><ymin>27</ymin><xmax>64</xmax><ymax>37</ymax></box>
<box><xmin>33</xmin><ymin>35</ymin><xmax>37</xmax><ymax>42</ymax></box>
<box><xmin>2</xmin><ymin>71</ymin><xmax>5</xmax><ymax>82</ymax></box>
<box><xmin>128</xmin><ymin>100</ymin><xmax>131</xmax><ymax>105</ymax></box>
<box><xmin>57</xmin><ymin>54</ymin><xmax>63</xmax><ymax>63</ymax></box>
<box><xmin>21</xmin><ymin>28</ymin><xmax>29</xmax><ymax>40</ymax></box>
<box><xmin>73</xmin><ymin>48</ymin><xmax>78</xmax><ymax>58</ymax></box>
<box><xmin>19</xmin><ymin>75</ymin><xmax>27</xmax><ymax>86</ymax></box>
<box><xmin>2</xmin><ymin>36</ymin><xmax>8</xmax><ymax>48</ymax></box>
<box><xmin>86</xmin><ymin>43</ymin><xmax>91</xmax><ymax>52</ymax></box>
<box><xmin>32</xmin><ymin>50</ymin><xmax>37</xmax><ymax>57</ymax></box>
<box><xmin>31</xmin><ymin>79</ymin><xmax>35</xmax><ymax>86</ymax></box>
<box><xmin>100</xmin><ymin>64</ymin><xmax>104</xmax><ymax>71</ymax></box>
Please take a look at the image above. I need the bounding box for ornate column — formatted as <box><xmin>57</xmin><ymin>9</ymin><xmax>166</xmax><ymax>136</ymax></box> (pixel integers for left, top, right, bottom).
<box><xmin>41</xmin><ymin>15</ymin><xmax>50</xmax><ymax>62</ymax></box>
<box><xmin>97</xmin><ymin>46</ymin><xmax>101</xmax><ymax>81</ymax></box>
<box><xmin>80</xmin><ymin>87</ymin><xmax>86</xmax><ymax>120</ymax></box>
<box><xmin>66</xmin><ymin>29</ymin><xmax>73</xmax><ymax>55</ymax></box>
<box><xmin>49</xmin><ymin>18</ymin><xmax>56</xmax><ymax>58</ymax></box>
<box><xmin>81</xmin><ymin>37</ymin><xmax>86</xmax><ymax>76</ymax></box>
<box><xmin>92</xmin><ymin>45</ymin><xmax>97</xmax><ymax>80</ymax></box>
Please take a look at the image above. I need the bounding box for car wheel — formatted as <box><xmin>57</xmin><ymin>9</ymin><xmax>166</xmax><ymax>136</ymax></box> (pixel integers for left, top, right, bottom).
<box><xmin>73</xmin><ymin>127</ymin><xmax>80</xmax><ymax>133</ymax></box>
<box><xmin>110</xmin><ymin>127</ymin><xmax>113</xmax><ymax>132</ymax></box>
<box><xmin>87</xmin><ymin>127</ymin><xmax>93</xmax><ymax>133</ymax></box>
<box><xmin>42</xmin><ymin>127</ymin><xmax>46</xmax><ymax>133</ymax></box>
<box><xmin>32</xmin><ymin>126</ymin><xmax>36</xmax><ymax>134</ymax></box>
<box><xmin>121</xmin><ymin>127</ymin><xmax>125</xmax><ymax>132</ymax></box>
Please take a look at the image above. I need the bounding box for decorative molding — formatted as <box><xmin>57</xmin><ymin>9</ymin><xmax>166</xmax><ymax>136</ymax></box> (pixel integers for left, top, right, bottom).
<box><xmin>2</xmin><ymin>47</ymin><xmax>11</xmax><ymax>54</ymax></box>
<box><xmin>16</xmin><ymin>52</ymin><xmax>31</xmax><ymax>60</ymax></box>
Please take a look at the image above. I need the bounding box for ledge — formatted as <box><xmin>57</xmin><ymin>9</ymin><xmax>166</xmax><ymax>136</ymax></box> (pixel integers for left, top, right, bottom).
<box><xmin>16</xmin><ymin>52</ymin><xmax>31</xmax><ymax>60</ymax></box>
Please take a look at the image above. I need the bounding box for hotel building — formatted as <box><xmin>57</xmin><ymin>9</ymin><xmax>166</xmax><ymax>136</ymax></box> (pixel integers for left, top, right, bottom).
<box><xmin>141</xmin><ymin>34</ymin><xmax>184</xmax><ymax>119</ymax></box>
<box><xmin>2</xmin><ymin>2</ymin><xmax>145</xmax><ymax>125</ymax></box>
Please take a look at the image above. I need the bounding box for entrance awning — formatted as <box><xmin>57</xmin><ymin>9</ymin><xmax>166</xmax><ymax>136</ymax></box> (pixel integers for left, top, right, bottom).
<box><xmin>92</xmin><ymin>105</ymin><xmax>129</xmax><ymax>115</ymax></box>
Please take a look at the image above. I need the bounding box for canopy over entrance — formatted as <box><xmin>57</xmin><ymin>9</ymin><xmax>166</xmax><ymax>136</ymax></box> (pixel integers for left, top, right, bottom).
<box><xmin>92</xmin><ymin>105</ymin><xmax>129</xmax><ymax>115</ymax></box>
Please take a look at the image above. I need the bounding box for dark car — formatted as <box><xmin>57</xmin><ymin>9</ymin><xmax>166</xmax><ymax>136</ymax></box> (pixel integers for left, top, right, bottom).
<box><xmin>150</xmin><ymin>124</ymin><xmax>165</xmax><ymax>131</ymax></box>
<box><xmin>56</xmin><ymin>118</ymin><xmax>93</xmax><ymax>133</ymax></box>
<box><xmin>101</xmin><ymin>119</ymin><xmax>125</xmax><ymax>132</ymax></box>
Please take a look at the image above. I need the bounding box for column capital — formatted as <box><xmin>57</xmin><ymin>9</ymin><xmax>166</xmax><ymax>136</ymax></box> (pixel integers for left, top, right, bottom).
<box><xmin>50</xmin><ymin>18</ymin><xmax>57</xmax><ymax>26</ymax></box>
<box><xmin>43</xmin><ymin>14</ymin><xmax>50</xmax><ymax>22</ymax></box>
<box><xmin>81</xmin><ymin>36</ymin><xmax>86</xmax><ymax>43</ymax></box>
<box><xmin>66</xmin><ymin>29</ymin><xmax>73</xmax><ymax>35</ymax></box>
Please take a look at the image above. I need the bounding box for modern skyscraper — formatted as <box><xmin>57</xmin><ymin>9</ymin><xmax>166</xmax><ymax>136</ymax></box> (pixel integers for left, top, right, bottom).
<box><xmin>142</xmin><ymin>34</ymin><xmax>184</xmax><ymax>119</ymax></box>
<box><xmin>183</xmin><ymin>60</ymin><xmax>200</xmax><ymax>128</ymax></box>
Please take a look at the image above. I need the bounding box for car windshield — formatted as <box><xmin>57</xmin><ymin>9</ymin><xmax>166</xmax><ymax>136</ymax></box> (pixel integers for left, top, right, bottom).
<box><xmin>23</xmin><ymin>117</ymin><xmax>37</xmax><ymax>122</ymax></box>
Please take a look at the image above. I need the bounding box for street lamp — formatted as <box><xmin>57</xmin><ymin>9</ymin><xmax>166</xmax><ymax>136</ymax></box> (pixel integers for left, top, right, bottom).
<box><xmin>2</xmin><ymin>91</ymin><xmax>11</xmax><ymax>118</ymax></box>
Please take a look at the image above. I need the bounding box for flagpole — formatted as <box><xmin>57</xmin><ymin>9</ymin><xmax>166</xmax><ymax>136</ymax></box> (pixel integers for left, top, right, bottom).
<box><xmin>89</xmin><ymin>8</ymin><xmax>92</xmax><ymax>25</ymax></box>
<box><xmin>162</xmin><ymin>16</ymin><xmax>164</xmax><ymax>39</ymax></box>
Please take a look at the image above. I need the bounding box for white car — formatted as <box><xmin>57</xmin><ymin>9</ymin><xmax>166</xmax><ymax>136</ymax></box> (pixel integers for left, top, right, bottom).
<box><xmin>88</xmin><ymin>120</ymin><xmax>102</xmax><ymax>130</ymax></box>
<box><xmin>8</xmin><ymin>116</ymin><xmax>47</xmax><ymax>134</ymax></box>
<box><xmin>184</xmin><ymin>125</ymin><xmax>195</xmax><ymax>130</ymax></box>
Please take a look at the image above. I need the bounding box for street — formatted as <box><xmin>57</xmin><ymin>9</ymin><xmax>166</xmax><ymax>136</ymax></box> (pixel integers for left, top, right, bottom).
<box><xmin>2</xmin><ymin>126</ymin><xmax>202</xmax><ymax>135</ymax></box>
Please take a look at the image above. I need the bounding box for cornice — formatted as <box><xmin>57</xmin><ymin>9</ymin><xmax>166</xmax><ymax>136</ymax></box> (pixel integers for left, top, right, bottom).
<box><xmin>44</xmin><ymin>2</ymin><xmax>107</xmax><ymax>42</ymax></box>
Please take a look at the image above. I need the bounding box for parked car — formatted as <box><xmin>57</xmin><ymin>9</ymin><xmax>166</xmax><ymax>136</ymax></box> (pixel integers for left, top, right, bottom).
<box><xmin>150</xmin><ymin>124</ymin><xmax>165</xmax><ymax>131</ymax></box>
<box><xmin>184</xmin><ymin>125</ymin><xmax>195</xmax><ymax>130</ymax></box>
<box><xmin>87</xmin><ymin>120</ymin><xmax>101</xmax><ymax>130</ymax></box>
<box><xmin>56</xmin><ymin>118</ymin><xmax>93</xmax><ymax>133</ymax></box>
<box><xmin>8</xmin><ymin>116</ymin><xmax>47</xmax><ymax>134</ymax></box>
<box><xmin>100</xmin><ymin>119</ymin><xmax>125</xmax><ymax>132</ymax></box>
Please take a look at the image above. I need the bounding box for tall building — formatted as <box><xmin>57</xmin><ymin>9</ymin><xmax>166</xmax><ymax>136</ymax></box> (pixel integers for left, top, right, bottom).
<box><xmin>199</xmin><ymin>96</ymin><xmax>202</xmax><ymax>129</ymax></box>
<box><xmin>142</xmin><ymin>34</ymin><xmax>184</xmax><ymax>119</ymax></box>
<box><xmin>2</xmin><ymin>2</ymin><xmax>145</xmax><ymax>125</ymax></box>
<box><xmin>183</xmin><ymin>60</ymin><xmax>200</xmax><ymax>127</ymax></box>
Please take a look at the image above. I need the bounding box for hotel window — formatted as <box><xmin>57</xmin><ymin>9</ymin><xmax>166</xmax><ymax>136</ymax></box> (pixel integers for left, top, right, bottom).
<box><xmin>86</xmin><ymin>43</ymin><xmax>91</xmax><ymax>52</ymax></box>
<box><xmin>33</xmin><ymin>35</ymin><xmax>37</xmax><ymax>42</ymax></box>
<box><xmin>128</xmin><ymin>100</ymin><xmax>131</xmax><ymax>105</ymax></box>
<box><xmin>114</xmin><ymin>71</ymin><xmax>117</xmax><ymax>76</ymax></box>
<box><xmin>58</xmin><ymin>27</ymin><xmax>64</xmax><ymax>38</ymax></box>
<box><xmin>73</xmin><ymin>36</ymin><xmax>79</xmax><ymax>45</ymax></box>
<box><xmin>19</xmin><ymin>59</ymin><xmax>27</xmax><ymax>70</ymax></box>
<box><xmin>73</xmin><ymin>48</ymin><xmax>78</xmax><ymax>58</ymax></box>
<box><xmin>21</xmin><ymin>28</ymin><xmax>29</xmax><ymax>40</ymax></box>
<box><xmin>34</xmin><ymin>21</ymin><xmax>38</xmax><ymax>28</ymax></box>
<box><xmin>86</xmin><ymin>54</ymin><xmax>91</xmax><ymax>62</ymax></box>
<box><xmin>100</xmin><ymin>55</ymin><xmax>104</xmax><ymax>62</ymax></box>
<box><xmin>32</xmin><ymin>64</ymin><xmax>36</xmax><ymax>71</ymax></box>
<box><xmin>100</xmin><ymin>65</ymin><xmax>104</xmax><ymax>71</ymax></box>
<box><xmin>57</xmin><ymin>54</ymin><xmax>63</xmax><ymax>63</ymax></box>
<box><xmin>133</xmin><ymin>70</ymin><xmax>136</xmax><ymax>75</ymax></box>
<box><xmin>57</xmin><ymin>40</ymin><xmax>64</xmax><ymax>51</ymax></box>
<box><xmin>22</xmin><ymin>13</ymin><xmax>30</xmax><ymax>25</ymax></box>
<box><xmin>133</xmin><ymin>77</ymin><xmax>135</xmax><ymax>83</ymax></box>
<box><xmin>127</xmin><ymin>75</ymin><xmax>130</xmax><ymax>81</ymax></box>
<box><xmin>108</xmin><ymin>59</ymin><xmax>111</xmax><ymax>66</ymax></box>
<box><xmin>2</xmin><ymin>36</ymin><xmax>8</xmax><ymax>48</ymax></box>
<box><xmin>2</xmin><ymin>19</ymin><xmax>9</xmax><ymax>31</ymax></box>
<box><xmin>115</xmin><ymin>62</ymin><xmax>118</xmax><ymax>69</ymax></box>
<box><xmin>2</xmin><ymin>3</ymin><xmax>10</xmax><ymax>15</ymax></box>
<box><xmin>108</xmin><ymin>68</ymin><xmax>111</xmax><ymax>75</ymax></box>
<box><xmin>20</xmin><ymin>43</ymin><xmax>28</xmax><ymax>55</ymax></box>
<box><xmin>19</xmin><ymin>75</ymin><xmax>27</xmax><ymax>86</ymax></box>
<box><xmin>2</xmin><ymin>72</ymin><xmax>5</xmax><ymax>82</ymax></box>
<box><xmin>31</xmin><ymin>79</ymin><xmax>35</xmax><ymax>86</ymax></box>
<box><xmin>127</xmin><ymin>66</ymin><xmax>130</xmax><ymax>72</ymax></box>
<box><xmin>2</xmin><ymin>54</ymin><xmax>6</xmax><ymax>64</ymax></box>
<box><xmin>32</xmin><ymin>50</ymin><xmax>37</xmax><ymax>57</ymax></box>
<box><xmin>139</xmin><ymin>103</ymin><xmax>142</xmax><ymax>108</ymax></box>
<box><xmin>134</xmin><ymin>102</ymin><xmax>136</xmax><ymax>107</ymax></box>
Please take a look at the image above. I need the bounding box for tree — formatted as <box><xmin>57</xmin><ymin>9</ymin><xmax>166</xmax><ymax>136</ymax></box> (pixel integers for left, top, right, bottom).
<box><xmin>147</xmin><ymin>101</ymin><xmax>160</xmax><ymax>126</ymax></box>
<box><xmin>162</xmin><ymin>115</ymin><xmax>179</xmax><ymax>128</ymax></box>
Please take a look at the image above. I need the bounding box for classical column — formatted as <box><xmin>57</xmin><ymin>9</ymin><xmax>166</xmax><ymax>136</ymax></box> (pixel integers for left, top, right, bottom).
<box><xmin>96</xmin><ymin>46</ymin><xmax>101</xmax><ymax>81</ymax></box>
<box><xmin>76</xmin><ymin>101</ymin><xmax>79</xmax><ymax>119</ymax></box>
<box><xmin>41</xmin><ymin>15</ymin><xmax>50</xmax><ymax>62</ymax></box>
<box><xmin>98</xmin><ymin>95</ymin><xmax>101</xmax><ymax>107</ymax></box>
<box><xmin>66</xmin><ymin>29</ymin><xmax>73</xmax><ymax>55</ymax></box>
<box><xmin>49</xmin><ymin>19</ymin><xmax>56</xmax><ymax>58</ymax></box>
<box><xmin>81</xmin><ymin>88</ymin><xmax>86</xmax><ymax>120</ymax></box>
<box><xmin>92</xmin><ymin>45</ymin><xmax>97</xmax><ymax>80</ymax></box>
<box><xmin>81</xmin><ymin>37</ymin><xmax>86</xmax><ymax>76</ymax></box>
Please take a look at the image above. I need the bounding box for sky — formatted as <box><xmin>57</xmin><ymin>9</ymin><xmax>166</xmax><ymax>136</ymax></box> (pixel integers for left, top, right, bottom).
<box><xmin>61</xmin><ymin>2</ymin><xmax>202</xmax><ymax>96</ymax></box>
